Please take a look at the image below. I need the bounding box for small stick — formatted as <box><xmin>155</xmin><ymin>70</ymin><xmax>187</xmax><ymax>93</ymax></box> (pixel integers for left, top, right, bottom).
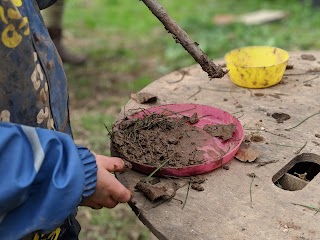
<box><xmin>244</xmin><ymin>128</ymin><xmax>290</xmax><ymax>139</ymax></box>
<box><xmin>267</xmin><ymin>142</ymin><xmax>301</xmax><ymax>148</ymax></box>
<box><xmin>187</xmin><ymin>86</ymin><xmax>241</xmax><ymax>99</ymax></box>
<box><xmin>250</xmin><ymin>176</ymin><xmax>254</xmax><ymax>205</ymax></box>
<box><xmin>247</xmin><ymin>173</ymin><xmax>256</xmax><ymax>206</ymax></box>
<box><xmin>315</xmin><ymin>204</ymin><xmax>320</xmax><ymax>215</ymax></box>
<box><xmin>303</xmin><ymin>74</ymin><xmax>319</xmax><ymax>83</ymax></box>
<box><xmin>141</xmin><ymin>0</ymin><xmax>227</xmax><ymax>79</ymax></box>
<box><xmin>256</xmin><ymin>160</ymin><xmax>278</xmax><ymax>167</ymax></box>
<box><xmin>104</xmin><ymin>124</ymin><xmax>111</xmax><ymax>135</ymax></box>
<box><xmin>166</xmin><ymin>70</ymin><xmax>188</xmax><ymax>84</ymax></box>
<box><xmin>151</xmin><ymin>196</ymin><xmax>175</xmax><ymax>209</ymax></box>
<box><xmin>283</xmin><ymin>72</ymin><xmax>319</xmax><ymax>76</ymax></box>
<box><xmin>182</xmin><ymin>182</ymin><xmax>191</xmax><ymax>209</ymax></box>
<box><xmin>235</xmin><ymin>112</ymin><xmax>244</xmax><ymax>119</ymax></box>
<box><xmin>232</xmin><ymin>110</ymin><xmax>244</xmax><ymax>115</ymax></box>
<box><xmin>201</xmin><ymin>87</ymin><xmax>242</xmax><ymax>93</ymax></box>
<box><xmin>294</xmin><ymin>141</ymin><xmax>307</xmax><ymax>154</ymax></box>
<box><xmin>291</xmin><ymin>202</ymin><xmax>320</xmax><ymax>213</ymax></box>
<box><xmin>146</xmin><ymin>158</ymin><xmax>171</xmax><ymax>180</ymax></box>
<box><xmin>187</xmin><ymin>86</ymin><xmax>201</xmax><ymax>99</ymax></box>
<box><xmin>264</xmin><ymin>130</ymin><xmax>290</xmax><ymax>139</ymax></box>
<box><xmin>137</xmin><ymin>198</ymin><xmax>148</xmax><ymax>217</ymax></box>
<box><xmin>285</xmin><ymin>111</ymin><xmax>320</xmax><ymax>131</ymax></box>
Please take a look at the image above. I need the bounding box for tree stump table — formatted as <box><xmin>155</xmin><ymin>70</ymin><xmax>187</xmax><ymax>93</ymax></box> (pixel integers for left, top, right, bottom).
<box><xmin>115</xmin><ymin>51</ymin><xmax>320</xmax><ymax>240</ymax></box>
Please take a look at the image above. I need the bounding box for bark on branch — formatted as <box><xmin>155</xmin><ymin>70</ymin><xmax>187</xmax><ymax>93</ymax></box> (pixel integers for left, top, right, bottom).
<box><xmin>141</xmin><ymin>0</ymin><xmax>228</xmax><ymax>79</ymax></box>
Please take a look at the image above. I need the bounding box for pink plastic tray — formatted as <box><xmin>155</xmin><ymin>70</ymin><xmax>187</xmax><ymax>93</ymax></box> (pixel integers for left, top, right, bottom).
<box><xmin>123</xmin><ymin>103</ymin><xmax>244</xmax><ymax>177</ymax></box>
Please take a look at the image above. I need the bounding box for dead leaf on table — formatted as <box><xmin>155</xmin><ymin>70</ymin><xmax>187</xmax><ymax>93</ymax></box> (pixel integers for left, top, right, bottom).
<box><xmin>135</xmin><ymin>179</ymin><xmax>177</xmax><ymax>202</ymax></box>
<box><xmin>235</xmin><ymin>145</ymin><xmax>260</xmax><ymax>162</ymax></box>
<box><xmin>131</xmin><ymin>92</ymin><xmax>158</xmax><ymax>104</ymax></box>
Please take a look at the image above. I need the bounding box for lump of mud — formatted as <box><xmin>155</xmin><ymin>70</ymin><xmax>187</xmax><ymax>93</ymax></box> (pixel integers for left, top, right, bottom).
<box><xmin>203</xmin><ymin>123</ymin><xmax>236</xmax><ymax>141</ymax></box>
<box><xmin>110</xmin><ymin>113</ymin><xmax>213</xmax><ymax>169</ymax></box>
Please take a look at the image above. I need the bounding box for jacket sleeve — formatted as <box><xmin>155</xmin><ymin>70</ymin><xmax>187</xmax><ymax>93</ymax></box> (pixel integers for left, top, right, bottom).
<box><xmin>0</xmin><ymin>122</ymin><xmax>97</xmax><ymax>239</ymax></box>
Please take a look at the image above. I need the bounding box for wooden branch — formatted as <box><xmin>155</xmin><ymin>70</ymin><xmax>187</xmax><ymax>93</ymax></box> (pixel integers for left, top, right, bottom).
<box><xmin>141</xmin><ymin>0</ymin><xmax>228</xmax><ymax>79</ymax></box>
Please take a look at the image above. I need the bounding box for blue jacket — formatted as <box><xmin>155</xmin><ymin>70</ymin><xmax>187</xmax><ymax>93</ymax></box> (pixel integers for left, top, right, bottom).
<box><xmin>0</xmin><ymin>0</ymin><xmax>97</xmax><ymax>239</ymax></box>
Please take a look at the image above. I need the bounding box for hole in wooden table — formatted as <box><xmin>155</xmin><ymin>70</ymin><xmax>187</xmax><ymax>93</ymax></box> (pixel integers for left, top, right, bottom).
<box><xmin>273</xmin><ymin>153</ymin><xmax>320</xmax><ymax>191</ymax></box>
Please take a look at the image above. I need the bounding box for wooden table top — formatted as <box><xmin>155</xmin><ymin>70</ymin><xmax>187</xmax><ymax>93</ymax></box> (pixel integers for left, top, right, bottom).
<box><xmin>116</xmin><ymin>51</ymin><xmax>320</xmax><ymax>240</ymax></box>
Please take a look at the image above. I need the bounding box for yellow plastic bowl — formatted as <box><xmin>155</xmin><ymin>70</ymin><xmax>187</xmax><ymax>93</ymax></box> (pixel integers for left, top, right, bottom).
<box><xmin>224</xmin><ymin>46</ymin><xmax>289</xmax><ymax>88</ymax></box>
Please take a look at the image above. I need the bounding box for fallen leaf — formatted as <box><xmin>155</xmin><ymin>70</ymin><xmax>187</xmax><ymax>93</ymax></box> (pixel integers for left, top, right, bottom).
<box><xmin>235</xmin><ymin>145</ymin><xmax>260</xmax><ymax>162</ymax></box>
<box><xmin>131</xmin><ymin>92</ymin><xmax>157</xmax><ymax>104</ymax></box>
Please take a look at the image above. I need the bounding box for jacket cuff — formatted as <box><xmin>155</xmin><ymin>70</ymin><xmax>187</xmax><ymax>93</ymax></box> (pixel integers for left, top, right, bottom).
<box><xmin>77</xmin><ymin>146</ymin><xmax>97</xmax><ymax>200</ymax></box>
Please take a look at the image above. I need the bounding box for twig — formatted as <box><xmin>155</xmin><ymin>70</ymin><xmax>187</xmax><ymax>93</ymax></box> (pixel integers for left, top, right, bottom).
<box><xmin>186</xmin><ymin>86</ymin><xmax>241</xmax><ymax>99</ymax></box>
<box><xmin>166</xmin><ymin>70</ymin><xmax>188</xmax><ymax>84</ymax></box>
<box><xmin>283</xmin><ymin>72</ymin><xmax>319</xmax><ymax>76</ymax></box>
<box><xmin>267</xmin><ymin>142</ymin><xmax>301</xmax><ymax>148</ymax></box>
<box><xmin>137</xmin><ymin>198</ymin><xmax>148</xmax><ymax>217</ymax></box>
<box><xmin>247</xmin><ymin>173</ymin><xmax>256</xmax><ymax>206</ymax></box>
<box><xmin>235</xmin><ymin>112</ymin><xmax>244</xmax><ymax>119</ymax></box>
<box><xmin>146</xmin><ymin>158</ymin><xmax>171</xmax><ymax>180</ymax></box>
<box><xmin>264</xmin><ymin>130</ymin><xmax>290</xmax><ymax>139</ymax></box>
<box><xmin>294</xmin><ymin>141</ymin><xmax>307</xmax><ymax>154</ymax></box>
<box><xmin>172</xmin><ymin>197</ymin><xmax>184</xmax><ymax>204</ymax></box>
<box><xmin>291</xmin><ymin>202</ymin><xmax>320</xmax><ymax>214</ymax></box>
<box><xmin>315</xmin><ymin>204</ymin><xmax>320</xmax><ymax>215</ymax></box>
<box><xmin>104</xmin><ymin>124</ymin><xmax>111</xmax><ymax>135</ymax></box>
<box><xmin>245</xmin><ymin>128</ymin><xmax>290</xmax><ymax>139</ymax></box>
<box><xmin>256</xmin><ymin>160</ymin><xmax>278</xmax><ymax>167</ymax></box>
<box><xmin>285</xmin><ymin>111</ymin><xmax>320</xmax><ymax>131</ymax></box>
<box><xmin>201</xmin><ymin>87</ymin><xmax>242</xmax><ymax>93</ymax></box>
<box><xmin>232</xmin><ymin>110</ymin><xmax>244</xmax><ymax>115</ymax></box>
<box><xmin>182</xmin><ymin>182</ymin><xmax>191</xmax><ymax>209</ymax></box>
<box><xmin>303</xmin><ymin>74</ymin><xmax>320</xmax><ymax>83</ymax></box>
<box><xmin>250</xmin><ymin>177</ymin><xmax>254</xmax><ymax>205</ymax></box>
<box><xmin>187</xmin><ymin>86</ymin><xmax>201</xmax><ymax>99</ymax></box>
<box><xmin>141</xmin><ymin>0</ymin><xmax>227</xmax><ymax>79</ymax></box>
<box><xmin>232</xmin><ymin>110</ymin><xmax>245</xmax><ymax>119</ymax></box>
<box><xmin>151</xmin><ymin>196</ymin><xmax>174</xmax><ymax>209</ymax></box>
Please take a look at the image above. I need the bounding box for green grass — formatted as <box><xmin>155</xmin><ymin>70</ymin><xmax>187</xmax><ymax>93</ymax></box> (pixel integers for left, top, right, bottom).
<box><xmin>60</xmin><ymin>0</ymin><xmax>320</xmax><ymax>239</ymax></box>
<box><xmin>78</xmin><ymin>206</ymin><xmax>150</xmax><ymax>240</ymax></box>
<box><xmin>65</xmin><ymin>0</ymin><xmax>320</xmax><ymax>70</ymax></box>
<box><xmin>79</xmin><ymin>113</ymin><xmax>114</xmax><ymax>154</ymax></box>
<box><xmin>64</xmin><ymin>0</ymin><xmax>320</xmax><ymax>108</ymax></box>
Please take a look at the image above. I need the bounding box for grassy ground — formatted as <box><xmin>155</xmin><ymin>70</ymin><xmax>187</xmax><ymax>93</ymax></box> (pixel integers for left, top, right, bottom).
<box><xmin>59</xmin><ymin>0</ymin><xmax>320</xmax><ymax>239</ymax></box>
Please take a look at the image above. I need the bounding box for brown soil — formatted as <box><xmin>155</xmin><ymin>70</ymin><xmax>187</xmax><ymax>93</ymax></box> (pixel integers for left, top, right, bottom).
<box><xmin>203</xmin><ymin>123</ymin><xmax>236</xmax><ymax>141</ymax></box>
<box><xmin>111</xmin><ymin>111</ymin><xmax>236</xmax><ymax>171</ymax></box>
<box><xmin>134</xmin><ymin>175</ymin><xmax>207</xmax><ymax>202</ymax></box>
<box><xmin>110</xmin><ymin>113</ymin><xmax>211</xmax><ymax>168</ymax></box>
<box><xmin>135</xmin><ymin>179</ymin><xmax>178</xmax><ymax>202</ymax></box>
